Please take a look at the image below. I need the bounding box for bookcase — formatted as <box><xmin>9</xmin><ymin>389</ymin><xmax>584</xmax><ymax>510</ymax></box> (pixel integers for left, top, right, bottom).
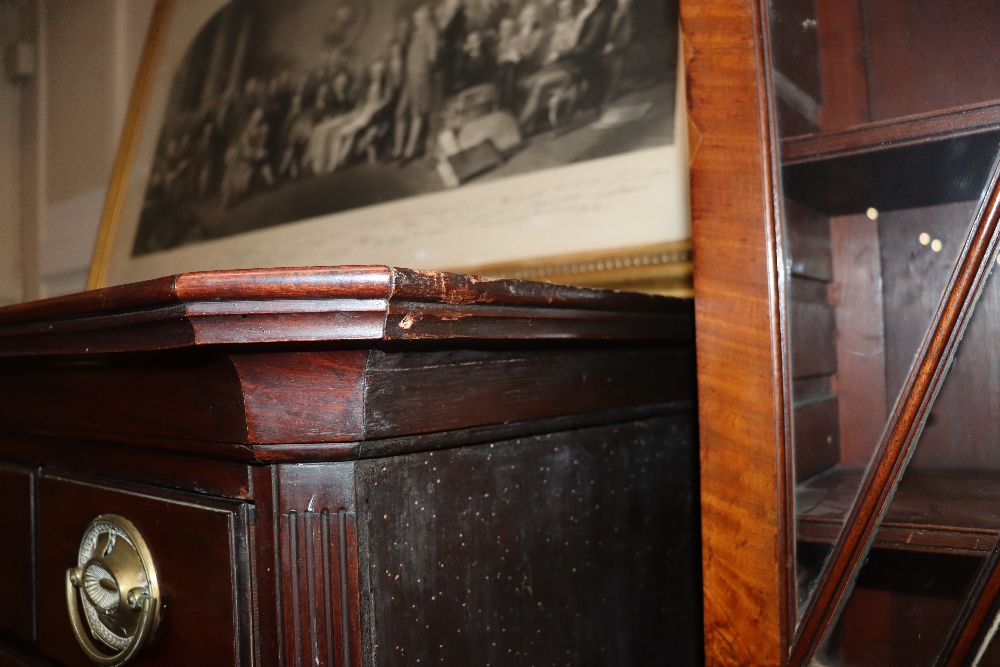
<box><xmin>687</xmin><ymin>0</ymin><xmax>1000</xmax><ymax>664</ymax></box>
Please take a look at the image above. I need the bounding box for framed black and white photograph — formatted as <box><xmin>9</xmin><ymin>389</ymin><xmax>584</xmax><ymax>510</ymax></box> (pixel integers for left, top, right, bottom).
<box><xmin>90</xmin><ymin>0</ymin><xmax>689</xmax><ymax>292</ymax></box>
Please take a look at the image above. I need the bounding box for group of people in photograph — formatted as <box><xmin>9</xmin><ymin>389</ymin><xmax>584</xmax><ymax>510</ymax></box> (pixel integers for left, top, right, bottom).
<box><xmin>146</xmin><ymin>0</ymin><xmax>639</xmax><ymax>212</ymax></box>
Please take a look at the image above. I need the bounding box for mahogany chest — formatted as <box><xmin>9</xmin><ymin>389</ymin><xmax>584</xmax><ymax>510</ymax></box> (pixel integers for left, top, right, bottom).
<box><xmin>0</xmin><ymin>266</ymin><xmax>699</xmax><ymax>667</ymax></box>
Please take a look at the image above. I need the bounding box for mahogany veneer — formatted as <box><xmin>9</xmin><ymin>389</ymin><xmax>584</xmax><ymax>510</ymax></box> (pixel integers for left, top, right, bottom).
<box><xmin>0</xmin><ymin>266</ymin><xmax>699</xmax><ymax>667</ymax></box>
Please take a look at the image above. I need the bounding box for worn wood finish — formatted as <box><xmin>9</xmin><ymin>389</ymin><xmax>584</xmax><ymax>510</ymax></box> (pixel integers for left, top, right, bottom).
<box><xmin>363</xmin><ymin>346</ymin><xmax>695</xmax><ymax>438</ymax></box>
<box><xmin>788</xmin><ymin>149</ymin><xmax>1000</xmax><ymax>664</ymax></box>
<box><xmin>355</xmin><ymin>416</ymin><xmax>701</xmax><ymax>666</ymax></box>
<box><xmin>0</xmin><ymin>267</ymin><xmax>690</xmax><ymax>358</ymax></box>
<box><xmin>684</xmin><ymin>0</ymin><xmax>793</xmax><ymax>661</ymax></box>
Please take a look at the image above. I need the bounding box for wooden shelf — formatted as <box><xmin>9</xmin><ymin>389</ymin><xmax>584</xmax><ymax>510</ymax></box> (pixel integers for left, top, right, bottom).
<box><xmin>781</xmin><ymin>101</ymin><xmax>1000</xmax><ymax>215</ymax></box>
<box><xmin>798</xmin><ymin>467</ymin><xmax>1000</xmax><ymax>556</ymax></box>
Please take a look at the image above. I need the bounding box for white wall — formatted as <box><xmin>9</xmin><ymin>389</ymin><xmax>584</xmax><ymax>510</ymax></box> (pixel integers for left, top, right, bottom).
<box><xmin>0</xmin><ymin>2</ymin><xmax>27</xmax><ymax>305</ymax></box>
<box><xmin>5</xmin><ymin>0</ymin><xmax>155</xmax><ymax>300</ymax></box>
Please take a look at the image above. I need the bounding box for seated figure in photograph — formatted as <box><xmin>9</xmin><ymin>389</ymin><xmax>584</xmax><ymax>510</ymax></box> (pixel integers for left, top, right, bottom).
<box><xmin>517</xmin><ymin>0</ymin><xmax>616</xmax><ymax>134</ymax></box>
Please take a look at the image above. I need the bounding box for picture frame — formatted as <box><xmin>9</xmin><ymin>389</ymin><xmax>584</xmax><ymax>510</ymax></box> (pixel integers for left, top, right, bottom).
<box><xmin>88</xmin><ymin>0</ymin><xmax>690</xmax><ymax>295</ymax></box>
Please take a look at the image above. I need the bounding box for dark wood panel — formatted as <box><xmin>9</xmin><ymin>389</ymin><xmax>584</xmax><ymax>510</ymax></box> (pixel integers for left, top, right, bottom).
<box><xmin>0</xmin><ymin>466</ymin><xmax>34</xmax><ymax>642</ymax></box>
<box><xmin>862</xmin><ymin>0</ymin><xmax>1000</xmax><ymax>122</ymax></box>
<box><xmin>684</xmin><ymin>0</ymin><xmax>794</xmax><ymax>659</ymax></box>
<box><xmin>790</xmin><ymin>291</ymin><xmax>837</xmax><ymax>378</ymax></box>
<box><xmin>880</xmin><ymin>201</ymin><xmax>976</xmax><ymax>413</ymax></box>
<box><xmin>786</xmin><ymin>199</ymin><xmax>833</xmax><ymax>281</ymax></box>
<box><xmin>248</xmin><ymin>467</ymin><xmax>280</xmax><ymax>667</ymax></box>
<box><xmin>355</xmin><ymin>415</ymin><xmax>701</xmax><ymax>666</ymax></box>
<box><xmin>36</xmin><ymin>475</ymin><xmax>250</xmax><ymax>667</ymax></box>
<box><xmin>832</xmin><ymin>550</ymin><xmax>982</xmax><ymax>667</ymax></box>
<box><xmin>908</xmin><ymin>261</ymin><xmax>1000</xmax><ymax>469</ymax></box>
<box><xmin>813</xmin><ymin>0</ymin><xmax>870</xmax><ymax>131</ymax></box>
<box><xmin>363</xmin><ymin>346</ymin><xmax>695</xmax><ymax>439</ymax></box>
<box><xmin>0</xmin><ymin>633</ymin><xmax>61</xmax><ymax>667</ymax></box>
<box><xmin>794</xmin><ymin>397</ymin><xmax>840</xmax><ymax>479</ymax></box>
<box><xmin>0</xmin><ymin>355</ymin><xmax>248</xmax><ymax>444</ymax></box>
<box><xmin>231</xmin><ymin>351</ymin><xmax>367</xmax><ymax>444</ymax></box>
<box><xmin>0</xmin><ymin>343</ymin><xmax>690</xmax><ymax>449</ymax></box>
<box><xmin>831</xmin><ymin>214</ymin><xmax>887</xmax><ymax>466</ymax></box>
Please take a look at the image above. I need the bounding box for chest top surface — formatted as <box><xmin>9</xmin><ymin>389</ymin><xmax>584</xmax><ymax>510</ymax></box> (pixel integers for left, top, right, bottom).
<box><xmin>0</xmin><ymin>265</ymin><xmax>692</xmax><ymax>356</ymax></box>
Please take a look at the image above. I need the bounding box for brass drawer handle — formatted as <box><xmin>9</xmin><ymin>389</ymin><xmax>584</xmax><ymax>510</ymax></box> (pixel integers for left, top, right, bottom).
<box><xmin>66</xmin><ymin>515</ymin><xmax>160</xmax><ymax>666</ymax></box>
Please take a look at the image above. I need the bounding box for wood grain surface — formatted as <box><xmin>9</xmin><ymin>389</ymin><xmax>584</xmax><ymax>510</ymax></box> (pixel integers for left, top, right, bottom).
<box><xmin>684</xmin><ymin>0</ymin><xmax>793</xmax><ymax>662</ymax></box>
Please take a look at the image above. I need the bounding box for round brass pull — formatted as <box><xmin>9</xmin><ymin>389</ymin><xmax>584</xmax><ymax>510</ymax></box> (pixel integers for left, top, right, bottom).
<box><xmin>66</xmin><ymin>515</ymin><xmax>160</xmax><ymax>666</ymax></box>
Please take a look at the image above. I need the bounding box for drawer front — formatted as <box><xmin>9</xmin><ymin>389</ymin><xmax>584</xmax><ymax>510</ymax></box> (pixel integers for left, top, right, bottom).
<box><xmin>36</xmin><ymin>474</ymin><xmax>252</xmax><ymax>667</ymax></box>
<box><xmin>0</xmin><ymin>465</ymin><xmax>34</xmax><ymax>641</ymax></box>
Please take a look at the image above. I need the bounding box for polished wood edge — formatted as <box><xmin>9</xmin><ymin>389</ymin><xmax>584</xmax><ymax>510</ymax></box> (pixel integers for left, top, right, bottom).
<box><xmin>3</xmin><ymin>267</ymin><xmax>394</xmax><ymax>326</ymax></box>
<box><xmin>40</xmin><ymin>469</ymin><xmax>247</xmax><ymax>512</ymax></box>
<box><xmin>789</xmin><ymin>149</ymin><xmax>1000</xmax><ymax>665</ymax></box>
<box><xmin>86</xmin><ymin>0</ymin><xmax>175</xmax><ymax>291</ymax></box>
<box><xmin>755</xmin><ymin>0</ymin><xmax>799</xmax><ymax>646</ymax></box>
<box><xmin>782</xmin><ymin>99</ymin><xmax>1000</xmax><ymax>164</ymax></box>
<box><xmin>0</xmin><ymin>304</ymin><xmax>690</xmax><ymax>357</ymax></box>
<box><xmin>0</xmin><ymin>300</ymin><xmax>694</xmax><ymax>358</ymax></box>
<box><xmin>0</xmin><ymin>268</ymin><xmax>691</xmax><ymax>355</ymax></box>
